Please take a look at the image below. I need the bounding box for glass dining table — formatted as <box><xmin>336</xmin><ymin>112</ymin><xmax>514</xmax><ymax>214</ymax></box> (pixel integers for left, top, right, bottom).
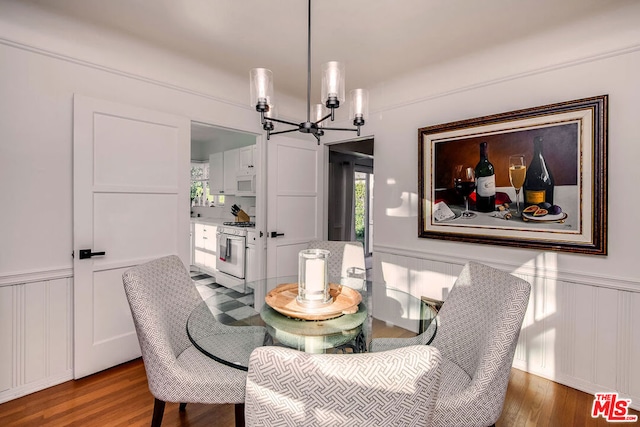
<box><xmin>186</xmin><ymin>276</ymin><xmax>436</xmax><ymax>371</ymax></box>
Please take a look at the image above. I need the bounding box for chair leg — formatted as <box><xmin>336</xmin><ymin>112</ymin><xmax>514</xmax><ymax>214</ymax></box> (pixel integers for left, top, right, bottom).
<box><xmin>234</xmin><ymin>403</ymin><xmax>245</xmax><ymax>427</ymax></box>
<box><xmin>179</xmin><ymin>402</ymin><xmax>187</xmax><ymax>412</ymax></box>
<box><xmin>151</xmin><ymin>398</ymin><xmax>166</xmax><ymax>427</ymax></box>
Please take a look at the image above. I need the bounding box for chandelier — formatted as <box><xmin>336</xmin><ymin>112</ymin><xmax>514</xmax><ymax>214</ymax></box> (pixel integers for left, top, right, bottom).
<box><xmin>250</xmin><ymin>0</ymin><xmax>369</xmax><ymax>144</ymax></box>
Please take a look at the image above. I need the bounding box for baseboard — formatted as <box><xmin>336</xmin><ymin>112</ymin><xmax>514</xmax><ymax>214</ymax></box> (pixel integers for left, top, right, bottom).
<box><xmin>0</xmin><ymin>370</ymin><xmax>73</xmax><ymax>404</ymax></box>
<box><xmin>512</xmin><ymin>363</ymin><xmax>640</xmax><ymax>412</ymax></box>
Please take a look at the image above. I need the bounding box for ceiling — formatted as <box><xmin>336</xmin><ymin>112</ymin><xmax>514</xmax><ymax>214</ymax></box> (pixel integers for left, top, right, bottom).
<box><xmin>19</xmin><ymin>0</ymin><xmax>634</xmax><ymax>103</ymax></box>
<box><xmin>18</xmin><ymin>0</ymin><xmax>633</xmax><ymax>149</ymax></box>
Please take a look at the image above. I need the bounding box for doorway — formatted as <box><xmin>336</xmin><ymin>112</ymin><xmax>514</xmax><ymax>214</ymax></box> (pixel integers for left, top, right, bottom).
<box><xmin>189</xmin><ymin>121</ymin><xmax>262</xmax><ymax>275</ymax></box>
<box><xmin>327</xmin><ymin>138</ymin><xmax>374</xmax><ymax>257</ymax></box>
<box><xmin>354</xmin><ymin>168</ymin><xmax>373</xmax><ymax>255</ymax></box>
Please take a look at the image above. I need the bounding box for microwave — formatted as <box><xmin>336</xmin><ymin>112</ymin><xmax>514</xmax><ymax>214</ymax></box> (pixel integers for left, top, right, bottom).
<box><xmin>236</xmin><ymin>174</ymin><xmax>256</xmax><ymax>195</ymax></box>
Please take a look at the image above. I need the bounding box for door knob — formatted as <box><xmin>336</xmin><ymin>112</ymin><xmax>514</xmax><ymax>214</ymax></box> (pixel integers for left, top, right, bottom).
<box><xmin>270</xmin><ymin>232</ymin><xmax>285</xmax><ymax>238</ymax></box>
<box><xmin>78</xmin><ymin>249</ymin><xmax>106</xmax><ymax>259</ymax></box>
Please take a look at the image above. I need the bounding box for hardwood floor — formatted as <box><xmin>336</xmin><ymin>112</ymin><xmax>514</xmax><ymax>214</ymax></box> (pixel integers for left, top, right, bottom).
<box><xmin>4</xmin><ymin>360</ymin><xmax>637</xmax><ymax>426</ymax></box>
<box><xmin>2</xmin><ymin>319</ymin><xmax>638</xmax><ymax>426</ymax></box>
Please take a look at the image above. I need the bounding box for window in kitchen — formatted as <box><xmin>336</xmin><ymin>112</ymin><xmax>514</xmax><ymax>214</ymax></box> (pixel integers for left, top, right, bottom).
<box><xmin>190</xmin><ymin>162</ymin><xmax>224</xmax><ymax>206</ymax></box>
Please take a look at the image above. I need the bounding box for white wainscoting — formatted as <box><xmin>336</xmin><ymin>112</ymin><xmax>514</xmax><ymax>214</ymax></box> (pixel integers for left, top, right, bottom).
<box><xmin>0</xmin><ymin>271</ymin><xmax>73</xmax><ymax>404</ymax></box>
<box><xmin>373</xmin><ymin>246</ymin><xmax>640</xmax><ymax>411</ymax></box>
<box><xmin>2</xmin><ymin>253</ymin><xmax>639</xmax><ymax>410</ymax></box>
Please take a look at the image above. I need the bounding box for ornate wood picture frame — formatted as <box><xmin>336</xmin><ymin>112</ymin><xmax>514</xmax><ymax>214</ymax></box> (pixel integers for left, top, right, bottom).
<box><xmin>418</xmin><ymin>95</ymin><xmax>608</xmax><ymax>255</ymax></box>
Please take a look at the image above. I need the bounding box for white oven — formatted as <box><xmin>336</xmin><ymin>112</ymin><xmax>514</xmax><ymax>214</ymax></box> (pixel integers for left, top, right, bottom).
<box><xmin>216</xmin><ymin>225</ymin><xmax>247</xmax><ymax>286</ymax></box>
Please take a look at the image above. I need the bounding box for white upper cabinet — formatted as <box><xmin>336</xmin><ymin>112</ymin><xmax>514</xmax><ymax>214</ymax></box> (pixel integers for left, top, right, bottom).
<box><xmin>209</xmin><ymin>152</ymin><xmax>224</xmax><ymax>194</ymax></box>
<box><xmin>238</xmin><ymin>145</ymin><xmax>256</xmax><ymax>175</ymax></box>
<box><xmin>224</xmin><ymin>148</ymin><xmax>239</xmax><ymax>195</ymax></box>
<box><xmin>208</xmin><ymin>146</ymin><xmax>255</xmax><ymax>195</ymax></box>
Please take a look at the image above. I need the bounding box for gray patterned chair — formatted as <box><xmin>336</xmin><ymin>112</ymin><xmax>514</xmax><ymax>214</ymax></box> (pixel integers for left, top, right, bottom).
<box><xmin>370</xmin><ymin>261</ymin><xmax>531</xmax><ymax>427</ymax></box>
<box><xmin>245</xmin><ymin>345</ymin><xmax>442</xmax><ymax>427</ymax></box>
<box><xmin>307</xmin><ymin>240</ymin><xmax>366</xmax><ymax>287</ymax></box>
<box><xmin>122</xmin><ymin>255</ymin><xmax>249</xmax><ymax>427</ymax></box>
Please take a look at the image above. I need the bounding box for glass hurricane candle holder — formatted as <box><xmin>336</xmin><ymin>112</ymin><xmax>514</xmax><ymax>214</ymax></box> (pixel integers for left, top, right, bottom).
<box><xmin>297</xmin><ymin>249</ymin><xmax>331</xmax><ymax>308</ymax></box>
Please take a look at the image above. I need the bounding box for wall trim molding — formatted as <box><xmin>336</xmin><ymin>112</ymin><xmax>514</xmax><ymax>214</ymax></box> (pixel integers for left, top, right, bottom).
<box><xmin>0</xmin><ymin>370</ymin><xmax>73</xmax><ymax>405</ymax></box>
<box><xmin>0</xmin><ymin>37</ymin><xmax>249</xmax><ymax>111</ymax></box>
<box><xmin>374</xmin><ymin>249</ymin><xmax>640</xmax><ymax>412</ymax></box>
<box><xmin>3</xmin><ymin>37</ymin><xmax>639</xmax><ymax>120</ymax></box>
<box><xmin>0</xmin><ymin>267</ymin><xmax>73</xmax><ymax>287</ymax></box>
<box><xmin>373</xmin><ymin>243</ymin><xmax>640</xmax><ymax>293</ymax></box>
<box><xmin>377</xmin><ymin>43</ymin><xmax>640</xmax><ymax>113</ymax></box>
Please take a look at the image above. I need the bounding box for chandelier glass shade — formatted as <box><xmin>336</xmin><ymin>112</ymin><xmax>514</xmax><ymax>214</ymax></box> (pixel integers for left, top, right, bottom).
<box><xmin>250</xmin><ymin>0</ymin><xmax>368</xmax><ymax>144</ymax></box>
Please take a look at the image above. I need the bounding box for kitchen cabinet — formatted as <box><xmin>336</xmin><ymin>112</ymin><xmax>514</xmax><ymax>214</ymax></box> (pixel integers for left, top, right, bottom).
<box><xmin>190</xmin><ymin>222</ymin><xmax>194</xmax><ymax>265</ymax></box>
<box><xmin>209</xmin><ymin>147</ymin><xmax>254</xmax><ymax>195</ymax></box>
<box><xmin>193</xmin><ymin>221</ymin><xmax>218</xmax><ymax>274</ymax></box>
<box><xmin>223</xmin><ymin>148</ymin><xmax>239</xmax><ymax>195</ymax></box>
<box><xmin>245</xmin><ymin>229</ymin><xmax>258</xmax><ymax>283</ymax></box>
<box><xmin>209</xmin><ymin>152</ymin><xmax>223</xmax><ymax>194</ymax></box>
<box><xmin>238</xmin><ymin>145</ymin><xmax>256</xmax><ymax>175</ymax></box>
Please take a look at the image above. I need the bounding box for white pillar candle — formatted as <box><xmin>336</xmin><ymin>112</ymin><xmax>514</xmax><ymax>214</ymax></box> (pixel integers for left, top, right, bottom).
<box><xmin>297</xmin><ymin>248</ymin><xmax>331</xmax><ymax>307</ymax></box>
<box><xmin>305</xmin><ymin>258</ymin><xmax>325</xmax><ymax>295</ymax></box>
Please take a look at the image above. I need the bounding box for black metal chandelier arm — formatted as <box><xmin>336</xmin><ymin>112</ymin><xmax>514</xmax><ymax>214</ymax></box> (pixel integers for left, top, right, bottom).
<box><xmin>323</xmin><ymin>125</ymin><xmax>362</xmax><ymax>137</ymax></box>
<box><xmin>321</xmin><ymin>126</ymin><xmax>360</xmax><ymax>132</ymax></box>
<box><xmin>265</xmin><ymin>117</ymin><xmax>301</xmax><ymax>127</ymax></box>
<box><xmin>314</xmin><ymin>112</ymin><xmax>333</xmax><ymax>126</ymax></box>
<box><xmin>269</xmin><ymin>127</ymin><xmax>302</xmax><ymax>136</ymax></box>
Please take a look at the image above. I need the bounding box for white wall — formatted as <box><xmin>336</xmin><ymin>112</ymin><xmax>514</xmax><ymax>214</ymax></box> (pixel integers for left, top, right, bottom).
<box><xmin>0</xmin><ymin>1</ymin><xmax>284</xmax><ymax>402</ymax></box>
<box><xmin>0</xmin><ymin>2</ymin><xmax>278</xmax><ymax>275</ymax></box>
<box><xmin>366</xmin><ymin>4</ymin><xmax>640</xmax><ymax>283</ymax></box>
<box><xmin>365</xmin><ymin>2</ymin><xmax>640</xmax><ymax>410</ymax></box>
<box><xmin>1</xmin><ymin>0</ymin><xmax>640</xmax><ymax>407</ymax></box>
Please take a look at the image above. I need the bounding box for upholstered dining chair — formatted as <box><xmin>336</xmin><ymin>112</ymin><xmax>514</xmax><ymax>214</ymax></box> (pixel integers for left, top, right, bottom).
<box><xmin>122</xmin><ymin>255</ymin><xmax>260</xmax><ymax>427</ymax></box>
<box><xmin>306</xmin><ymin>240</ymin><xmax>366</xmax><ymax>284</ymax></box>
<box><xmin>245</xmin><ymin>345</ymin><xmax>442</xmax><ymax>427</ymax></box>
<box><xmin>370</xmin><ymin>261</ymin><xmax>531</xmax><ymax>427</ymax></box>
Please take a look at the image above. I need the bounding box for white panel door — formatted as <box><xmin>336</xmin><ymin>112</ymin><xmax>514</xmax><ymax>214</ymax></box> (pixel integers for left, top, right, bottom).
<box><xmin>266</xmin><ymin>135</ymin><xmax>324</xmax><ymax>284</ymax></box>
<box><xmin>73</xmin><ymin>95</ymin><xmax>190</xmax><ymax>378</ymax></box>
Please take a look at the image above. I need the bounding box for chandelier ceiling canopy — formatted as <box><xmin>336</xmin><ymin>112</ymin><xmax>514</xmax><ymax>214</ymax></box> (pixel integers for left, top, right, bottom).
<box><xmin>250</xmin><ymin>0</ymin><xmax>368</xmax><ymax>144</ymax></box>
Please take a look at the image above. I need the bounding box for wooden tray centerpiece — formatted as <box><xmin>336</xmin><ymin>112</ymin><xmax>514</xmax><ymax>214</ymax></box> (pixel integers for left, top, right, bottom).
<box><xmin>265</xmin><ymin>283</ymin><xmax>362</xmax><ymax>321</ymax></box>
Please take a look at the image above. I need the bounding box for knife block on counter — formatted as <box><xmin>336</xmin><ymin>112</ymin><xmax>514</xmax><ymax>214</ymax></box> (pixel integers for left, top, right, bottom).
<box><xmin>235</xmin><ymin>210</ymin><xmax>251</xmax><ymax>223</ymax></box>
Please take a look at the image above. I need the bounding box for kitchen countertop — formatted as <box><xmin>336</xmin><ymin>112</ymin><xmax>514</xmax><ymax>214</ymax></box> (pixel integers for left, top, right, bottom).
<box><xmin>190</xmin><ymin>217</ymin><xmax>226</xmax><ymax>225</ymax></box>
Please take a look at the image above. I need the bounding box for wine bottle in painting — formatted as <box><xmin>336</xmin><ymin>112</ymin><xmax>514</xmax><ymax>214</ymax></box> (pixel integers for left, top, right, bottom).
<box><xmin>523</xmin><ymin>136</ymin><xmax>554</xmax><ymax>206</ymax></box>
<box><xmin>475</xmin><ymin>142</ymin><xmax>496</xmax><ymax>212</ymax></box>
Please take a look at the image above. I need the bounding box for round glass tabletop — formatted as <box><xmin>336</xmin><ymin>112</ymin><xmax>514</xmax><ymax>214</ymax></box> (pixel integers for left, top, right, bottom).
<box><xmin>186</xmin><ymin>276</ymin><xmax>436</xmax><ymax>371</ymax></box>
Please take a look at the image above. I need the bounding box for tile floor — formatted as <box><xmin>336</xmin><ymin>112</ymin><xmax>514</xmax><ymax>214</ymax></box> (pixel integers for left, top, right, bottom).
<box><xmin>190</xmin><ymin>257</ymin><xmax>373</xmax><ymax>323</ymax></box>
<box><xmin>190</xmin><ymin>269</ymin><xmax>256</xmax><ymax>323</ymax></box>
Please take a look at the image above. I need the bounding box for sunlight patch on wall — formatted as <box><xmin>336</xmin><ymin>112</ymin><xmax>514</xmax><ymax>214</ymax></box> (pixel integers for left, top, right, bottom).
<box><xmin>380</xmin><ymin>259</ymin><xmax>457</xmax><ymax>298</ymax></box>
<box><xmin>511</xmin><ymin>253</ymin><xmax>558</xmax><ymax>376</ymax></box>
<box><xmin>518</xmin><ymin>252</ymin><xmax>558</xmax><ymax>324</ymax></box>
<box><xmin>385</xmin><ymin>191</ymin><xmax>418</xmax><ymax>217</ymax></box>
<box><xmin>380</xmin><ymin>261</ymin><xmax>409</xmax><ymax>290</ymax></box>
<box><xmin>409</xmin><ymin>268</ymin><xmax>454</xmax><ymax>301</ymax></box>
<box><xmin>384</xmin><ymin>177</ymin><xmax>419</xmax><ymax>218</ymax></box>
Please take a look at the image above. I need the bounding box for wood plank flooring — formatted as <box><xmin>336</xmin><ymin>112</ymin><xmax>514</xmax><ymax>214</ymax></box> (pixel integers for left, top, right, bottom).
<box><xmin>2</xmin><ymin>319</ymin><xmax>638</xmax><ymax>426</ymax></box>
<box><xmin>3</xmin><ymin>359</ymin><xmax>636</xmax><ymax>427</ymax></box>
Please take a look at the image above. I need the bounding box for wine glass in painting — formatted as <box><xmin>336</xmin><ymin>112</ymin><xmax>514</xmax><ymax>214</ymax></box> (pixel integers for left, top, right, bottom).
<box><xmin>509</xmin><ymin>155</ymin><xmax>526</xmax><ymax>215</ymax></box>
<box><xmin>453</xmin><ymin>165</ymin><xmax>477</xmax><ymax>218</ymax></box>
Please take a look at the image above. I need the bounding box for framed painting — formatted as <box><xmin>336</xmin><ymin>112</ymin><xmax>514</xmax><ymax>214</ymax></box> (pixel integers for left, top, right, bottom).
<box><xmin>418</xmin><ymin>95</ymin><xmax>608</xmax><ymax>255</ymax></box>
